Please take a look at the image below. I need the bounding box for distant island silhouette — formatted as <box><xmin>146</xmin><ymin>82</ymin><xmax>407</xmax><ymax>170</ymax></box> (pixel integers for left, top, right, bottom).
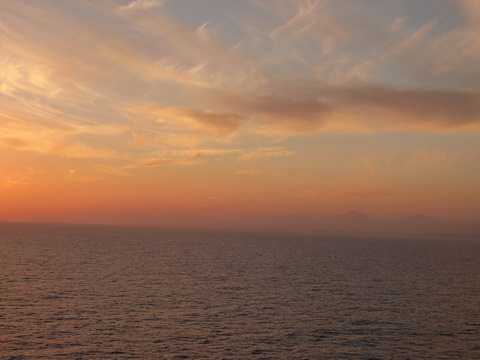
<box><xmin>4</xmin><ymin>210</ymin><xmax>479</xmax><ymax>238</ymax></box>
<box><xmin>30</xmin><ymin>210</ymin><xmax>478</xmax><ymax>238</ymax></box>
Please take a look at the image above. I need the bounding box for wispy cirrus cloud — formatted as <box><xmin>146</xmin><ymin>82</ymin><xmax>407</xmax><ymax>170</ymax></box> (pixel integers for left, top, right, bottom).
<box><xmin>1</xmin><ymin>0</ymin><xmax>479</xmax><ymax>170</ymax></box>
<box><xmin>0</xmin><ymin>112</ymin><xmax>123</xmax><ymax>159</ymax></box>
<box><xmin>2</xmin><ymin>167</ymin><xmax>43</xmax><ymax>187</ymax></box>
<box><xmin>234</xmin><ymin>169</ymin><xmax>265</xmax><ymax>175</ymax></box>
<box><xmin>118</xmin><ymin>0</ymin><xmax>163</xmax><ymax>11</ymax></box>
<box><xmin>123</xmin><ymin>147</ymin><xmax>294</xmax><ymax>169</ymax></box>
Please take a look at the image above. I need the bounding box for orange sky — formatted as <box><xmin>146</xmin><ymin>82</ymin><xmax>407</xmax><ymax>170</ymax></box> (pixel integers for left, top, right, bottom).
<box><xmin>1</xmin><ymin>0</ymin><xmax>480</xmax><ymax>226</ymax></box>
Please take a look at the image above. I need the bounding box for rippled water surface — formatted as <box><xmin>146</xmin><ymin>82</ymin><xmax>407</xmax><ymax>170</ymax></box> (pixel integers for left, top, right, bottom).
<box><xmin>0</xmin><ymin>223</ymin><xmax>479</xmax><ymax>359</ymax></box>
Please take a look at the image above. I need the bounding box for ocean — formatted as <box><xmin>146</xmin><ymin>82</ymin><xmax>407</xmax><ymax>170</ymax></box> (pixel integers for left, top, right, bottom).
<box><xmin>0</xmin><ymin>222</ymin><xmax>479</xmax><ymax>359</ymax></box>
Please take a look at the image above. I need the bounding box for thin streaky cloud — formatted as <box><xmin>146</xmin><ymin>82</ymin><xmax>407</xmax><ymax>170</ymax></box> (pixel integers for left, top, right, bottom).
<box><xmin>234</xmin><ymin>169</ymin><xmax>265</xmax><ymax>175</ymax></box>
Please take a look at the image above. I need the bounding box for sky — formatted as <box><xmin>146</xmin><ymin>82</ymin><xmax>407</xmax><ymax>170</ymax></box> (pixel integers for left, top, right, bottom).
<box><xmin>1</xmin><ymin>0</ymin><xmax>480</xmax><ymax>225</ymax></box>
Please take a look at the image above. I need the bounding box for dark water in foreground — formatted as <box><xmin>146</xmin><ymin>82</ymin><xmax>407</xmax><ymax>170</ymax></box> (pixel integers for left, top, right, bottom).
<box><xmin>0</xmin><ymin>223</ymin><xmax>479</xmax><ymax>359</ymax></box>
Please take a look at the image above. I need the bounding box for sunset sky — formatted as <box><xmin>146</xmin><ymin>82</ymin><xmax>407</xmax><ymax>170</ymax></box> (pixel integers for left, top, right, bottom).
<box><xmin>1</xmin><ymin>0</ymin><xmax>480</xmax><ymax>225</ymax></box>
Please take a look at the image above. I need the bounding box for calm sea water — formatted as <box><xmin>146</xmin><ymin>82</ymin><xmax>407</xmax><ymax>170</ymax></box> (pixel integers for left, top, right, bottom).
<box><xmin>0</xmin><ymin>223</ymin><xmax>479</xmax><ymax>360</ymax></box>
